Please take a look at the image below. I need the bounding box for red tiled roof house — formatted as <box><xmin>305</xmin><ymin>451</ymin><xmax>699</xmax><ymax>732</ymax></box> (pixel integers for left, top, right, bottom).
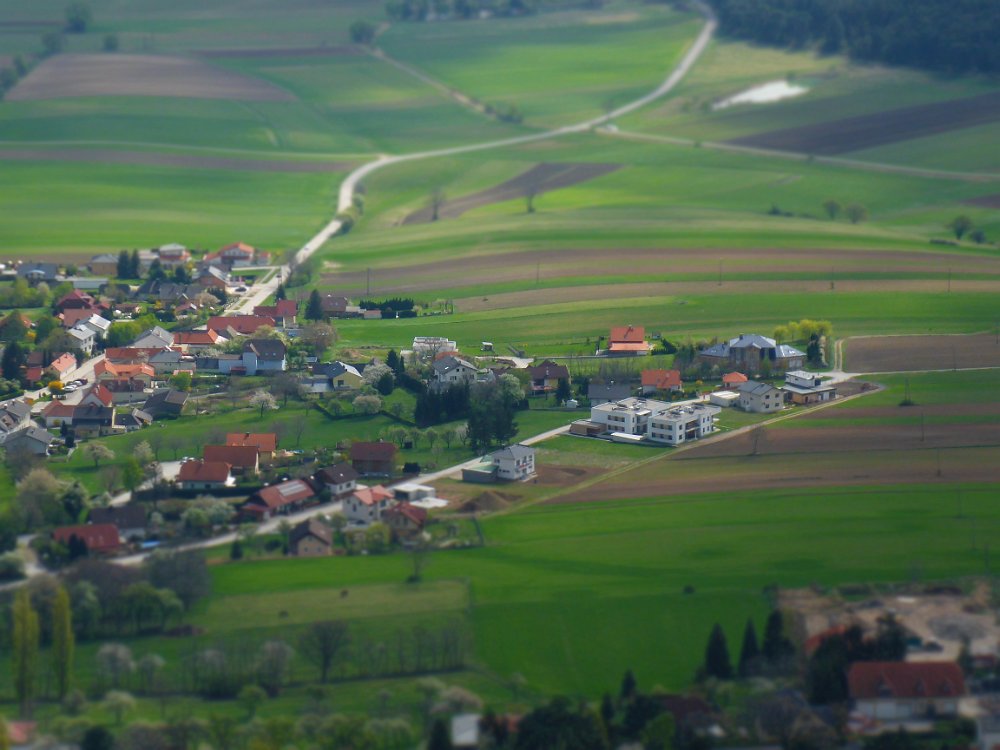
<box><xmin>641</xmin><ymin>369</ymin><xmax>682</xmax><ymax>395</ymax></box>
<box><xmin>241</xmin><ymin>478</ymin><xmax>317</xmax><ymax>521</ymax></box>
<box><xmin>203</xmin><ymin>445</ymin><xmax>259</xmax><ymax>475</ymax></box>
<box><xmin>848</xmin><ymin>661</ymin><xmax>965</xmax><ymax>721</ymax></box>
<box><xmin>52</xmin><ymin>524</ymin><xmax>121</xmax><ymax>555</ymax></box>
<box><xmin>608</xmin><ymin>325</ymin><xmax>652</xmax><ymax>355</ymax></box>
<box><xmin>177</xmin><ymin>460</ymin><xmax>233</xmax><ymax>490</ymax></box>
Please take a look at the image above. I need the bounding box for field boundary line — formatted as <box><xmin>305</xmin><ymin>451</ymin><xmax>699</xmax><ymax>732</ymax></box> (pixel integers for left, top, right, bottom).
<box><xmin>599</xmin><ymin>128</ymin><xmax>1000</xmax><ymax>183</ymax></box>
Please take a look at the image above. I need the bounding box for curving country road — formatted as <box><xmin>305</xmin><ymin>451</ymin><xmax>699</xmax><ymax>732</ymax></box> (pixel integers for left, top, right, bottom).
<box><xmin>289</xmin><ymin>0</ymin><xmax>717</xmax><ymax>270</ymax></box>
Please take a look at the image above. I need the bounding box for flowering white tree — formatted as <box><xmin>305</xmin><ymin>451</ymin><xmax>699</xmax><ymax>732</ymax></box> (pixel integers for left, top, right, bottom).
<box><xmin>249</xmin><ymin>389</ymin><xmax>278</xmax><ymax>418</ymax></box>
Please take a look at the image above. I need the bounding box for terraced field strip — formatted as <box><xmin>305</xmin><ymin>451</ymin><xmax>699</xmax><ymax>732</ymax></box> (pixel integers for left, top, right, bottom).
<box><xmin>402</xmin><ymin>162</ymin><xmax>621</xmax><ymax>224</ymax></box>
<box><xmin>844</xmin><ymin>333</ymin><xmax>1000</xmax><ymax>372</ymax></box>
<box><xmin>726</xmin><ymin>89</ymin><xmax>1000</xmax><ymax>155</ymax></box>
<box><xmin>0</xmin><ymin>148</ymin><xmax>352</xmax><ymax>172</ymax></box>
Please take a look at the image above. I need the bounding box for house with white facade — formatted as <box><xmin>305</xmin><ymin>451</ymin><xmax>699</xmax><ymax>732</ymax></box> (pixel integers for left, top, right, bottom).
<box><xmin>848</xmin><ymin>661</ymin><xmax>965</xmax><ymax>722</ymax></box>
<box><xmin>584</xmin><ymin>397</ymin><xmax>720</xmax><ymax>445</ymax></box>
<box><xmin>432</xmin><ymin>355</ymin><xmax>481</xmax><ymax>389</ymax></box>
<box><xmin>67</xmin><ymin>325</ymin><xmax>97</xmax><ymax>355</ymax></box>
<box><xmin>315</xmin><ymin>463</ymin><xmax>359</xmax><ymax>497</ymax></box>
<box><xmin>344</xmin><ymin>485</ymin><xmax>395</xmax><ymax>525</ymax></box>
<box><xmin>782</xmin><ymin>370</ymin><xmax>837</xmax><ymax>405</ymax></box>
<box><xmin>737</xmin><ymin>381</ymin><xmax>784</xmax><ymax>413</ymax></box>
<box><xmin>493</xmin><ymin>444</ymin><xmax>536</xmax><ymax>480</ymax></box>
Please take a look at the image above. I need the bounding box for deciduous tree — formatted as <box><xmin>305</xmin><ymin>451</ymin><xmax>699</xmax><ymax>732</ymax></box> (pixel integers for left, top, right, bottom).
<box><xmin>12</xmin><ymin>588</ymin><xmax>40</xmax><ymax>716</ymax></box>
<box><xmin>51</xmin><ymin>584</ymin><xmax>75</xmax><ymax>699</ymax></box>
<box><xmin>299</xmin><ymin>620</ymin><xmax>351</xmax><ymax>683</ymax></box>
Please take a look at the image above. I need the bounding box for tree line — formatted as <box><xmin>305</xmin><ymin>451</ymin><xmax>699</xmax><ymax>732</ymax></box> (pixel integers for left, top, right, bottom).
<box><xmin>707</xmin><ymin>0</ymin><xmax>1000</xmax><ymax>74</ymax></box>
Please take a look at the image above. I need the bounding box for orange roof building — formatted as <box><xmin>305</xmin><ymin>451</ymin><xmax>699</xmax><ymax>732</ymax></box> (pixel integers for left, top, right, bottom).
<box><xmin>226</xmin><ymin>432</ymin><xmax>278</xmax><ymax>455</ymax></box>
<box><xmin>641</xmin><ymin>369</ymin><xmax>682</xmax><ymax>392</ymax></box>
<box><xmin>609</xmin><ymin>325</ymin><xmax>652</xmax><ymax>354</ymax></box>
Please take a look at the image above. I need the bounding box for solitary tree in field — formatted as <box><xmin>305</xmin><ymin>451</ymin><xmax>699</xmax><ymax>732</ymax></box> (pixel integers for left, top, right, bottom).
<box><xmin>82</xmin><ymin>442</ymin><xmax>115</xmax><ymax>469</ymax></box>
<box><xmin>845</xmin><ymin>203</ymin><xmax>868</xmax><ymax>224</ymax></box>
<box><xmin>349</xmin><ymin>20</ymin><xmax>376</xmax><ymax>45</ymax></box>
<box><xmin>299</xmin><ymin>620</ymin><xmax>350</xmax><ymax>683</ymax></box>
<box><xmin>430</xmin><ymin>189</ymin><xmax>446</xmax><ymax>222</ymax></box>
<box><xmin>948</xmin><ymin>215</ymin><xmax>974</xmax><ymax>240</ymax></box>
<box><xmin>249</xmin><ymin>389</ymin><xmax>278</xmax><ymax>418</ymax></box>
<box><xmin>822</xmin><ymin>198</ymin><xmax>841</xmax><ymax>220</ymax></box>
<box><xmin>65</xmin><ymin>3</ymin><xmax>92</xmax><ymax>33</ymax></box>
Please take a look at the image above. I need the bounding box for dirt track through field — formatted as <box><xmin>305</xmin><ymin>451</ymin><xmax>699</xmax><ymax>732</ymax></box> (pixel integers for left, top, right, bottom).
<box><xmin>7</xmin><ymin>54</ymin><xmax>294</xmax><ymax>102</ymax></box>
<box><xmin>727</xmin><ymin>90</ymin><xmax>1000</xmax><ymax>155</ymax></box>
<box><xmin>402</xmin><ymin>162</ymin><xmax>621</xmax><ymax>224</ymax></box>
<box><xmin>845</xmin><ymin>334</ymin><xmax>1000</xmax><ymax>372</ymax></box>
<box><xmin>321</xmin><ymin>245</ymin><xmax>1000</xmax><ymax>299</ymax></box>
<box><xmin>0</xmin><ymin>148</ymin><xmax>350</xmax><ymax>173</ymax></box>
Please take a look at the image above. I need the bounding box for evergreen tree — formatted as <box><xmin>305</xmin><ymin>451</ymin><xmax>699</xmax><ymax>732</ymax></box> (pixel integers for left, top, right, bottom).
<box><xmin>738</xmin><ymin>617</ymin><xmax>760</xmax><ymax>678</ymax></box>
<box><xmin>428</xmin><ymin>717</ymin><xmax>453</xmax><ymax>750</ymax></box>
<box><xmin>600</xmin><ymin>692</ymin><xmax>616</xmax><ymax>727</ymax></box>
<box><xmin>620</xmin><ymin>668</ymin><xmax>637</xmax><ymax>703</ymax></box>
<box><xmin>51</xmin><ymin>585</ymin><xmax>75</xmax><ymax>699</ymax></box>
<box><xmin>116</xmin><ymin>250</ymin><xmax>130</xmax><ymax>279</ymax></box>
<box><xmin>762</xmin><ymin>610</ymin><xmax>794</xmax><ymax>666</ymax></box>
<box><xmin>704</xmin><ymin>623</ymin><xmax>733</xmax><ymax>679</ymax></box>
<box><xmin>386</xmin><ymin>349</ymin><xmax>400</xmax><ymax>374</ymax></box>
<box><xmin>1</xmin><ymin>341</ymin><xmax>25</xmax><ymax>380</ymax></box>
<box><xmin>305</xmin><ymin>289</ymin><xmax>324</xmax><ymax>321</ymax></box>
<box><xmin>274</xmin><ymin>283</ymin><xmax>286</xmax><ymax>301</ymax></box>
<box><xmin>129</xmin><ymin>249</ymin><xmax>140</xmax><ymax>278</ymax></box>
<box><xmin>12</xmin><ymin>587</ymin><xmax>40</xmax><ymax>716</ymax></box>
<box><xmin>148</xmin><ymin>259</ymin><xmax>165</xmax><ymax>282</ymax></box>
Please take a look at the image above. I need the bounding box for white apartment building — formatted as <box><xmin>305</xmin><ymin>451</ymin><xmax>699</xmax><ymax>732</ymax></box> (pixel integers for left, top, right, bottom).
<box><xmin>589</xmin><ymin>398</ymin><xmax>720</xmax><ymax>446</ymax></box>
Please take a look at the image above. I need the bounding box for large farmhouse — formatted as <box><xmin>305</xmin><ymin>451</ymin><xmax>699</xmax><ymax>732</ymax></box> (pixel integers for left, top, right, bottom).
<box><xmin>698</xmin><ymin>333</ymin><xmax>805</xmax><ymax>373</ymax></box>
<box><xmin>848</xmin><ymin>661</ymin><xmax>965</xmax><ymax>721</ymax></box>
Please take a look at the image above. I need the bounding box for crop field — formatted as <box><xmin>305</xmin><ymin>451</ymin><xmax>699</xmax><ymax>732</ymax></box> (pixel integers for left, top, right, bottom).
<box><xmin>725</xmin><ymin>90</ymin><xmax>1000</xmax><ymax>156</ymax></box>
<box><xmin>551</xmin><ymin>371</ymin><xmax>1000</xmax><ymax>504</ymax></box>
<box><xmin>844</xmin><ymin>333</ymin><xmax>1000</xmax><ymax>372</ymax></box>
<box><xmin>8</xmin><ymin>53</ymin><xmax>295</xmax><ymax>101</ymax></box>
<box><xmin>377</xmin><ymin>4</ymin><xmax>704</xmax><ymax>127</ymax></box>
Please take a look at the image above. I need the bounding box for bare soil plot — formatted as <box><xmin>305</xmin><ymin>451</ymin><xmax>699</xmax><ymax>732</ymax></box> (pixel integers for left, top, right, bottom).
<box><xmin>964</xmin><ymin>194</ymin><xmax>1000</xmax><ymax>209</ymax></box>
<box><xmin>549</xmin><ymin>442</ymin><xmax>1000</xmax><ymax>505</ymax></box>
<box><xmin>198</xmin><ymin>46</ymin><xmax>360</xmax><ymax>59</ymax></box>
<box><xmin>0</xmin><ymin>148</ymin><xmax>350</xmax><ymax>173</ymax></box>
<box><xmin>727</xmin><ymin>90</ymin><xmax>1000</xmax><ymax>155</ymax></box>
<box><xmin>7</xmin><ymin>54</ymin><xmax>294</xmax><ymax>102</ymax></box>
<box><xmin>402</xmin><ymin>163</ymin><xmax>621</xmax><ymax>224</ymax></box>
<box><xmin>844</xmin><ymin>333</ymin><xmax>1000</xmax><ymax>373</ymax></box>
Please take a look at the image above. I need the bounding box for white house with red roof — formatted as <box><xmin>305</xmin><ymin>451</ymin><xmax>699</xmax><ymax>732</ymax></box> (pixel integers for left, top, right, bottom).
<box><xmin>177</xmin><ymin>460</ymin><xmax>233</xmax><ymax>490</ymax></box>
<box><xmin>608</xmin><ymin>325</ymin><xmax>652</xmax><ymax>355</ymax></box>
<box><xmin>344</xmin><ymin>485</ymin><xmax>395</xmax><ymax>525</ymax></box>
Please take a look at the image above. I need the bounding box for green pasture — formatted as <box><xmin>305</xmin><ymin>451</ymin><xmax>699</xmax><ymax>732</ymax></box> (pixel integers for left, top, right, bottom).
<box><xmin>0</xmin><ymin>159</ymin><xmax>340</xmax><ymax>258</ymax></box>
<box><xmin>621</xmin><ymin>38</ymin><xmax>1000</xmax><ymax>169</ymax></box>
<box><xmin>111</xmin><ymin>479</ymin><xmax>1000</xmax><ymax>700</ymax></box>
<box><xmin>378</xmin><ymin>3</ymin><xmax>703</xmax><ymax>127</ymax></box>
<box><xmin>329</xmin><ymin>291</ymin><xmax>1000</xmax><ymax>357</ymax></box>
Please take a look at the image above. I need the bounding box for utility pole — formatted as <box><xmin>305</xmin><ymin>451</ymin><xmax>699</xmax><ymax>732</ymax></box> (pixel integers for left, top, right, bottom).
<box><xmin>366</xmin><ymin>267</ymin><xmax>371</xmax><ymax>296</ymax></box>
<box><xmin>718</xmin><ymin>259</ymin><xmax>723</xmax><ymax>286</ymax></box>
<box><xmin>947</xmin><ymin>266</ymin><xmax>952</xmax><ymax>293</ymax></box>
<box><xmin>536</xmin><ymin>262</ymin><xmax>540</xmax><ymax>286</ymax></box>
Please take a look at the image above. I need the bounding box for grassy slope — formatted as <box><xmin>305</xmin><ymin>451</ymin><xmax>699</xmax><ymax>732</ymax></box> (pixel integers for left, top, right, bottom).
<box><xmin>619</xmin><ymin>38</ymin><xmax>1000</xmax><ymax>172</ymax></box>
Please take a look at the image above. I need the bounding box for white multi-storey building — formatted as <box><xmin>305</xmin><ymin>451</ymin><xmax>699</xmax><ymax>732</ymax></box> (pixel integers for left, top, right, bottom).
<box><xmin>589</xmin><ymin>398</ymin><xmax>720</xmax><ymax>446</ymax></box>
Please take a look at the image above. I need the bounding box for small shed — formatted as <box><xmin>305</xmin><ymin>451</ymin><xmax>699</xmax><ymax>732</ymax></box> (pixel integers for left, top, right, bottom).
<box><xmin>709</xmin><ymin>391</ymin><xmax>740</xmax><ymax>408</ymax></box>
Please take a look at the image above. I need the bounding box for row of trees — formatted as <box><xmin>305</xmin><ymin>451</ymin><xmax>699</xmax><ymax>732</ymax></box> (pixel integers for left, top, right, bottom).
<box><xmin>709</xmin><ymin>0</ymin><xmax>1000</xmax><ymax>74</ymax></box>
<box><xmin>821</xmin><ymin>199</ymin><xmax>868</xmax><ymax>224</ymax></box>
<box><xmin>386</xmin><ymin>0</ymin><xmax>538</xmax><ymax>22</ymax></box>
<box><xmin>702</xmin><ymin>610</ymin><xmax>796</xmax><ymax>681</ymax></box>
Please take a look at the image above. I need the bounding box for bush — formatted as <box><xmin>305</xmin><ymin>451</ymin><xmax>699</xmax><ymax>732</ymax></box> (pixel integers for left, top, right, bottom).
<box><xmin>0</xmin><ymin>551</ymin><xmax>25</xmax><ymax>581</ymax></box>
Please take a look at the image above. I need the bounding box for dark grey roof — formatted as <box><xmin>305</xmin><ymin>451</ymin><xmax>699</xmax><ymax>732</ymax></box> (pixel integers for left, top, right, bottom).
<box><xmin>492</xmin><ymin>444</ymin><xmax>534</xmax><ymax>461</ymax></box>
<box><xmin>143</xmin><ymin>389</ymin><xmax>187</xmax><ymax>416</ymax></box>
<box><xmin>433</xmin><ymin>355</ymin><xmax>477</xmax><ymax>375</ymax></box>
<box><xmin>729</xmin><ymin>333</ymin><xmax>776</xmax><ymax>349</ymax></box>
<box><xmin>1</xmin><ymin>400</ymin><xmax>31</xmax><ymax>421</ymax></box>
<box><xmin>315</xmin><ymin>462</ymin><xmax>359</xmax><ymax>485</ymax></box>
<box><xmin>290</xmin><ymin>518</ymin><xmax>332</xmax><ymax>547</ymax></box>
<box><xmin>90</xmin><ymin>504</ymin><xmax>146</xmax><ymax>529</ymax></box>
<box><xmin>74</xmin><ymin>404</ymin><xmax>115</xmax><ymax>424</ymax></box>
<box><xmin>8</xmin><ymin>426</ymin><xmax>55</xmax><ymax>445</ymax></box>
<box><xmin>738</xmin><ymin>380</ymin><xmax>780</xmax><ymax>395</ymax></box>
<box><xmin>244</xmin><ymin>338</ymin><xmax>286</xmax><ymax>361</ymax></box>
<box><xmin>588</xmin><ymin>383</ymin><xmax>633</xmax><ymax>400</ymax></box>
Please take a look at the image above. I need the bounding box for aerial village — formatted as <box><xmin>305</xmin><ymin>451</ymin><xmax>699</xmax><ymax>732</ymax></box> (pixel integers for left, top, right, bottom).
<box><xmin>2</xmin><ymin>247</ymin><xmax>996</xmax><ymax>750</ymax></box>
